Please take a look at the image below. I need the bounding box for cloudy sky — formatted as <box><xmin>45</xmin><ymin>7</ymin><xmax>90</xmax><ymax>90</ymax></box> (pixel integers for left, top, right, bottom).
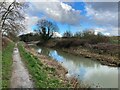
<box><xmin>23</xmin><ymin>0</ymin><xmax>119</xmax><ymax>36</ymax></box>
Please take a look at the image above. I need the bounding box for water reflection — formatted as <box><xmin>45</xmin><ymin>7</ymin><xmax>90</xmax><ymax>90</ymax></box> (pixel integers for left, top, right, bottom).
<box><xmin>36</xmin><ymin>47</ymin><xmax>118</xmax><ymax>88</ymax></box>
<box><xmin>49</xmin><ymin>50</ymin><xmax>100</xmax><ymax>68</ymax></box>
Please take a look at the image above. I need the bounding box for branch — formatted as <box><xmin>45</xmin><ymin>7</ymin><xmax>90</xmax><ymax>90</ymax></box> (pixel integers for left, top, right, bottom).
<box><xmin>1</xmin><ymin>1</ymin><xmax>15</xmax><ymax>29</ymax></box>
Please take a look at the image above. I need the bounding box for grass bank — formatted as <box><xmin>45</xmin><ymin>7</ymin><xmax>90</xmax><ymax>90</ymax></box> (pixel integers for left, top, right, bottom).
<box><xmin>18</xmin><ymin>43</ymin><xmax>72</xmax><ymax>88</ymax></box>
<box><xmin>37</xmin><ymin>38</ymin><xmax>120</xmax><ymax>67</ymax></box>
<box><xmin>61</xmin><ymin>47</ymin><xmax>120</xmax><ymax>67</ymax></box>
<box><xmin>2</xmin><ymin>42</ymin><xmax>14</xmax><ymax>88</ymax></box>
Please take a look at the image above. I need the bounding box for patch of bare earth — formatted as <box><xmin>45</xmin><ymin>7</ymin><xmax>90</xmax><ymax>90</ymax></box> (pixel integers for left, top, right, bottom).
<box><xmin>10</xmin><ymin>47</ymin><xmax>33</xmax><ymax>88</ymax></box>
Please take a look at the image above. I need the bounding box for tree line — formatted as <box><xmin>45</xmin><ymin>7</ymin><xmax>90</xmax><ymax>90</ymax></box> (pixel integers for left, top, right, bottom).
<box><xmin>19</xmin><ymin>28</ymin><xmax>110</xmax><ymax>45</ymax></box>
<box><xmin>1</xmin><ymin>0</ymin><xmax>118</xmax><ymax>45</ymax></box>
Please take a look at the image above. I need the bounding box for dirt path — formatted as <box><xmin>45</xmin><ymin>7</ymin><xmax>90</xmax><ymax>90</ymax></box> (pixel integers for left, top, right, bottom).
<box><xmin>10</xmin><ymin>46</ymin><xmax>33</xmax><ymax>88</ymax></box>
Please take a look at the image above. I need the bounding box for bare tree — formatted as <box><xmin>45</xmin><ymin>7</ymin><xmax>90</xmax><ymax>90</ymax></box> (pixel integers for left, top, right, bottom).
<box><xmin>0</xmin><ymin>0</ymin><xmax>28</xmax><ymax>37</ymax></box>
<box><xmin>36</xmin><ymin>19</ymin><xmax>59</xmax><ymax>41</ymax></box>
<box><xmin>63</xmin><ymin>31</ymin><xmax>73</xmax><ymax>38</ymax></box>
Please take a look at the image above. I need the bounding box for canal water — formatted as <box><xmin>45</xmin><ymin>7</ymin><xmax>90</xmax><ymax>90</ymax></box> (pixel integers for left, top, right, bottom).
<box><xmin>34</xmin><ymin>46</ymin><xmax>118</xmax><ymax>88</ymax></box>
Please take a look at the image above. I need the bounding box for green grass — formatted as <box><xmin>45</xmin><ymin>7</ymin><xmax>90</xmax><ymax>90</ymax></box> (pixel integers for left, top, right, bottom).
<box><xmin>2</xmin><ymin>42</ymin><xmax>14</xmax><ymax>88</ymax></box>
<box><xmin>18</xmin><ymin>43</ymin><xmax>68</xmax><ymax>88</ymax></box>
<box><xmin>0</xmin><ymin>37</ymin><xmax>1</xmax><ymax>89</ymax></box>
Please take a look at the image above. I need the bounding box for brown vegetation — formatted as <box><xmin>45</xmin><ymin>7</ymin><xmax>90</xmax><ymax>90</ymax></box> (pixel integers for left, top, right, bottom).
<box><xmin>2</xmin><ymin>37</ymin><xmax>13</xmax><ymax>49</ymax></box>
<box><xmin>37</xmin><ymin>37</ymin><xmax>120</xmax><ymax>67</ymax></box>
<box><xmin>25</xmin><ymin>46</ymin><xmax>83</xmax><ymax>88</ymax></box>
<box><xmin>62</xmin><ymin>47</ymin><xmax>120</xmax><ymax>67</ymax></box>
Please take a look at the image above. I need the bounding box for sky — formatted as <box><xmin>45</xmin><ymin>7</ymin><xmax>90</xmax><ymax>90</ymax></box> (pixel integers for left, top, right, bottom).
<box><xmin>23</xmin><ymin>0</ymin><xmax>119</xmax><ymax>36</ymax></box>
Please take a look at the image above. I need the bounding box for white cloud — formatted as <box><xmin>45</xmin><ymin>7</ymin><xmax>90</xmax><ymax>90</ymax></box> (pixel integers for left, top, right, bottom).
<box><xmin>60</xmin><ymin>2</ymin><xmax>73</xmax><ymax>11</ymax></box>
<box><xmin>85</xmin><ymin>2</ymin><xmax>118</xmax><ymax>27</ymax></box>
<box><xmin>104</xmin><ymin>33</ymin><xmax>110</xmax><ymax>36</ymax></box>
<box><xmin>53</xmin><ymin>32</ymin><xmax>62</xmax><ymax>38</ymax></box>
<box><xmin>19</xmin><ymin>15</ymin><xmax>39</xmax><ymax>34</ymax></box>
<box><xmin>25</xmin><ymin>16</ymin><xmax>39</xmax><ymax>27</ymax></box>
<box><xmin>107</xmin><ymin>26</ymin><xmax>119</xmax><ymax>36</ymax></box>
<box><xmin>92</xmin><ymin>27</ymin><xmax>118</xmax><ymax>36</ymax></box>
<box><xmin>84</xmin><ymin>66</ymin><xmax>118</xmax><ymax>88</ymax></box>
<box><xmin>19</xmin><ymin>1</ymin><xmax>119</xmax><ymax>36</ymax></box>
<box><xmin>28</xmin><ymin>1</ymin><xmax>81</xmax><ymax>25</ymax></box>
<box><xmin>94</xmin><ymin>27</ymin><xmax>106</xmax><ymax>35</ymax></box>
<box><xmin>85</xmin><ymin>2</ymin><xmax>118</xmax><ymax>36</ymax></box>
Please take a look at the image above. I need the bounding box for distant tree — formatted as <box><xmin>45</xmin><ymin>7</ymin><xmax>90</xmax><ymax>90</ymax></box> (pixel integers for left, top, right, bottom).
<box><xmin>0</xmin><ymin>0</ymin><xmax>28</xmax><ymax>37</ymax></box>
<box><xmin>82</xmin><ymin>30</ymin><xmax>94</xmax><ymax>39</ymax></box>
<box><xmin>82</xmin><ymin>30</ymin><xmax>109</xmax><ymax>44</ymax></box>
<box><xmin>63</xmin><ymin>31</ymin><xmax>72</xmax><ymax>38</ymax></box>
<box><xmin>19</xmin><ymin>33</ymin><xmax>32</xmax><ymax>42</ymax></box>
<box><xmin>74</xmin><ymin>31</ymin><xmax>82</xmax><ymax>38</ymax></box>
<box><xmin>97</xmin><ymin>32</ymin><xmax>103</xmax><ymax>36</ymax></box>
<box><xmin>19</xmin><ymin>33</ymin><xmax>40</xmax><ymax>42</ymax></box>
<box><xmin>36</xmin><ymin>19</ymin><xmax>59</xmax><ymax>42</ymax></box>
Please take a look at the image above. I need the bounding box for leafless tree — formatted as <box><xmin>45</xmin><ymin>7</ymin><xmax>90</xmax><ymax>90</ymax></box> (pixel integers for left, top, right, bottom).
<box><xmin>63</xmin><ymin>31</ymin><xmax>73</xmax><ymax>38</ymax></box>
<box><xmin>36</xmin><ymin>19</ymin><xmax>59</xmax><ymax>41</ymax></box>
<box><xmin>0</xmin><ymin>0</ymin><xmax>28</xmax><ymax>37</ymax></box>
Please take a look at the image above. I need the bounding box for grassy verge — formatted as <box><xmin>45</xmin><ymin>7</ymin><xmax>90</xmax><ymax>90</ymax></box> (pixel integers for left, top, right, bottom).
<box><xmin>2</xmin><ymin>42</ymin><xmax>14</xmax><ymax>88</ymax></box>
<box><xmin>0</xmin><ymin>34</ymin><xmax>1</xmax><ymax>89</ymax></box>
<box><xmin>18</xmin><ymin>43</ymin><xmax>70</xmax><ymax>88</ymax></box>
<box><xmin>62</xmin><ymin>47</ymin><xmax>120</xmax><ymax>67</ymax></box>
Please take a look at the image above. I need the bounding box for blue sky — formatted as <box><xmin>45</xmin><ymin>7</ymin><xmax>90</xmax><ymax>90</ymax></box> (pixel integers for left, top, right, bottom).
<box><xmin>24</xmin><ymin>1</ymin><xmax>118</xmax><ymax>36</ymax></box>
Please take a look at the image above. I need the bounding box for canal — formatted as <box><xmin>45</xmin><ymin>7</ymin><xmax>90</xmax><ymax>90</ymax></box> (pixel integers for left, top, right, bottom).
<box><xmin>33</xmin><ymin>46</ymin><xmax>118</xmax><ymax>88</ymax></box>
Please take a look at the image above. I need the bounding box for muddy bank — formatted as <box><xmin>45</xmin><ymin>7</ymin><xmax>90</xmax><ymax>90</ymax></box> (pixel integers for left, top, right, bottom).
<box><xmin>60</xmin><ymin>47</ymin><xmax>120</xmax><ymax>67</ymax></box>
<box><xmin>25</xmin><ymin>46</ymin><xmax>86</xmax><ymax>88</ymax></box>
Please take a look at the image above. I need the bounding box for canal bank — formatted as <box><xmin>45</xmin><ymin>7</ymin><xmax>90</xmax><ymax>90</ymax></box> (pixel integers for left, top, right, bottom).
<box><xmin>19</xmin><ymin>43</ymin><xmax>88</xmax><ymax>88</ymax></box>
<box><xmin>60</xmin><ymin>47</ymin><xmax>120</xmax><ymax>67</ymax></box>
<box><xmin>37</xmin><ymin>39</ymin><xmax>120</xmax><ymax>67</ymax></box>
<box><xmin>31</xmin><ymin>45</ymin><xmax>118</xmax><ymax>88</ymax></box>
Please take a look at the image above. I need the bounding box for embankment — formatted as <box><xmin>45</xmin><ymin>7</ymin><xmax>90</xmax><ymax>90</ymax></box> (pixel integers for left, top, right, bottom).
<box><xmin>61</xmin><ymin>47</ymin><xmax>120</xmax><ymax>67</ymax></box>
<box><xmin>18</xmin><ymin>43</ymin><xmax>87</xmax><ymax>88</ymax></box>
<box><xmin>37</xmin><ymin>38</ymin><xmax>120</xmax><ymax>67</ymax></box>
<box><xmin>2</xmin><ymin>38</ymin><xmax>15</xmax><ymax>88</ymax></box>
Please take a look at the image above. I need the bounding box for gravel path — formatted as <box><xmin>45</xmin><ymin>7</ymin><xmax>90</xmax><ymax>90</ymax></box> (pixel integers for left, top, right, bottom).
<box><xmin>10</xmin><ymin>46</ymin><xmax>33</xmax><ymax>88</ymax></box>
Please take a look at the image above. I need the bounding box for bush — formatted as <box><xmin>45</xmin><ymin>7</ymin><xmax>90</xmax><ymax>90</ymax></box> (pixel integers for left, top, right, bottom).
<box><xmin>74</xmin><ymin>31</ymin><xmax>110</xmax><ymax>44</ymax></box>
<box><xmin>55</xmin><ymin>39</ymin><xmax>90</xmax><ymax>48</ymax></box>
<box><xmin>90</xmin><ymin>43</ymin><xmax>119</xmax><ymax>56</ymax></box>
<box><xmin>55</xmin><ymin>39</ymin><xmax>72</xmax><ymax>48</ymax></box>
<box><xmin>63</xmin><ymin>31</ymin><xmax>73</xmax><ymax>38</ymax></box>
